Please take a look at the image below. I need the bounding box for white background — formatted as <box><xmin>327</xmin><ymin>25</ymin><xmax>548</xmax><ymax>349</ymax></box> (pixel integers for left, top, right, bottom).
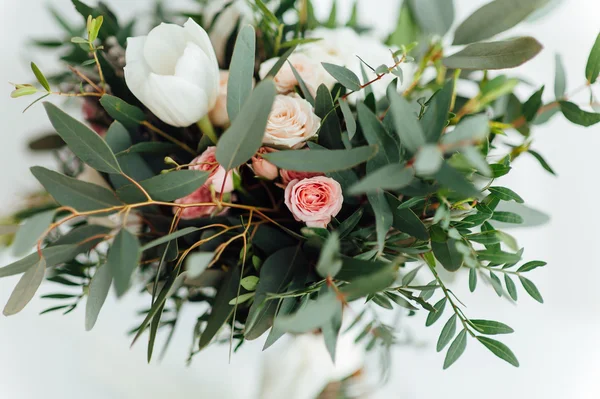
<box><xmin>1</xmin><ymin>0</ymin><xmax>600</xmax><ymax>398</ymax></box>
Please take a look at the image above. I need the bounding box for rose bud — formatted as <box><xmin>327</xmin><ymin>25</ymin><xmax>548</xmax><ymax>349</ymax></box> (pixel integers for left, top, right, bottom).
<box><xmin>284</xmin><ymin>176</ymin><xmax>343</xmax><ymax>229</ymax></box>
<box><xmin>280</xmin><ymin>169</ymin><xmax>324</xmax><ymax>186</ymax></box>
<box><xmin>124</xmin><ymin>18</ymin><xmax>220</xmax><ymax>127</ymax></box>
<box><xmin>251</xmin><ymin>147</ymin><xmax>279</xmax><ymax>180</ymax></box>
<box><xmin>174</xmin><ymin>185</ymin><xmax>220</xmax><ymax>220</ymax></box>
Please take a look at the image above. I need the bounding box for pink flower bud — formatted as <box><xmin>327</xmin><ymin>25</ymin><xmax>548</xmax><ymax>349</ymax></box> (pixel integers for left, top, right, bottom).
<box><xmin>252</xmin><ymin>147</ymin><xmax>279</xmax><ymax>180</ymax></box>
<box><xmin>190</xmin><ymin>146</ymin><xmax>234</xmax><ymax>193</ymax></box>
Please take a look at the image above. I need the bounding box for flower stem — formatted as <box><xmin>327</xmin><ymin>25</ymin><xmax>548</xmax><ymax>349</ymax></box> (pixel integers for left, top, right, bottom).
<box><xmin>197</xmin><ymin>115</ymin><xmax>218</xmax><ymax>145</ymax></box>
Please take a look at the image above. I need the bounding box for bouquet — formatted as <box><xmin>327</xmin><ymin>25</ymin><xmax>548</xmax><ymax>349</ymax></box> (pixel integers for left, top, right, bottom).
<box><xmin>2</xmin><ymin>0</ymin><xmax>599</xmax><ymax>378</ymax></box>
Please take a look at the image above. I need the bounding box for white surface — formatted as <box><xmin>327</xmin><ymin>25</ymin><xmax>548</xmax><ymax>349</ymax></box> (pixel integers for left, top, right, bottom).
<box><xmin>1</xmin><ymin>0</ymin><xmax>600</xmax><ymax>398</ymax></box>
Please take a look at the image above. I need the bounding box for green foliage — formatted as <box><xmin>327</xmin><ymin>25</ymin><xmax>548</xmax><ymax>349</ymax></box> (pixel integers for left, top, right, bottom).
<box><xmin>227</xmin><ymin>25</ymin><xmax>257</xmax><ymax>122</ymax></box>
<box><xmin>322</xmin><ymin>63</ymin><xmax>362</xmax><ymax>91</ymax></box>
<box><xmin>100</xmin><ymin>95</ymin><xmax>146</xmax><ymax>129</ymax></box>
<box><xmin>444</xmin><ymin>37</ymin><xmax>543</xmax><ymax>70</ymax></box>
<box><xmin>586</xmin><ymin>32</ymin><xmax>600</xmax><ymax>84</ymax></box>
<box><xmin>107</xmin><ymin>229</ymin><xmax>141</xmax><ymax>297</ymax></box>
<box><xmin>263</xmin><ymin>145</ymin><xmax>378</xmax><ymax>172</ymax></box>
<box><xmin>453</xmin><ymin>0</ymin><xmax>550</xmax><ymax>45</ymax></box>
<box><xmin>117</xmin><ymin>170</ymin><xmax>209</xmax><ymax>203</ymax></box>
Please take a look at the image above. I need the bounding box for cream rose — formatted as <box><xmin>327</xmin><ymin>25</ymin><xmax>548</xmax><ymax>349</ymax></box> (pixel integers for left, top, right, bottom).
<box><xmin>258</xmin><ymin>53</ymin><xmax>327</xmax><ymax>94</ymax></box>
<box><xmin>190</xmin><ymin>146</ymin><xmax>234</xmax><ymax>193</ymax></box>
<box><xmin>252</xmin><ymin>147</ymin><xmax>279</xmax><ymax>180</ymax></box>
<box><xmin>284</xmin><ymin>176</ymin><xmax>343</xmax><ymax>228</ymax></box>
<box><xmin>263</xmin><ymin>94</ymin><xmax>321</xmax><ymax>148</ymax></box>
<box><xmin>208</xmin><ymin>70</ymin><xmax>230</xmax><ymax>128</ymax></box>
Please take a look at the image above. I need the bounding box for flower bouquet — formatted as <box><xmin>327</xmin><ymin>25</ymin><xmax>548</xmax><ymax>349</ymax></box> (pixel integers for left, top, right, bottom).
<box><xmin>2</xmin><ymin>0</ymin><xmax>600</xmax><ymax>377</ymax></box>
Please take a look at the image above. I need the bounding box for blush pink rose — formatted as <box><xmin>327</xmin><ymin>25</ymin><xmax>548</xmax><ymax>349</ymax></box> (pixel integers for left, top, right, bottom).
<box><xmin>190</xmin><ymin>146</ymin><xmax>234</xmax><ymax>193</ymax></box>
<box><xmin>252</xmin><ymin>147</ymin><xmax>279</xmax><ymax>180</ymax></box>
<box><xmin>280</xmin><ymin>169</ymin><xmax>324</xmax><ymax>186</ymax></box>
<box><xmin>284</xmin><ymin>176</ymin><xmax>343</xmax><ymax>228</ymax></box>
<box><xmin>174</xmin><ymin>185</ymin><xmax>219</xmax><ymax>220</ymax></box>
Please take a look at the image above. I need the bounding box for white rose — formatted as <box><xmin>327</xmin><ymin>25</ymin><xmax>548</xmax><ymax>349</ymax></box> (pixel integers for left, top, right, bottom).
<box><xmin>305</xmin><ymin>27</ymin><xmax>414</xmax><ymax>100</ymax></box>
<box><xmin>124</xmin><ymin>18</ymin><xmax>220</xmax><ymax>127</ymax></box>
<box><xmin>203</xmin><ymin>0</ymin><xmax>252</xmax><ymax>65</ymax></box>
<box><xmin>263</xmin><ymin>94</ymin><xmax>321</xmax><ymax>149</ymax></box>
<box><xmin>208</xmin><ymin>70</ymin><xmax>230</xmax><ymax>128</ymax></box>
<box><xmin>258</xmin><ymin>53</ymin><xmax>330</xmax><ymax>95</ymax></box>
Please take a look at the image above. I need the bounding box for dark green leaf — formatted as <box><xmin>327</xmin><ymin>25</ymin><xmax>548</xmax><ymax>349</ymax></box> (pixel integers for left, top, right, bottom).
<box><xmin>528</xmin><ymin>150</ymin><xmax>556</xmax><ymax>176</ymax></box>
<box><xmin>199</xmin><ymin>265</ymin><xmax>241</xmax><ymax>349</ymax></box>
<box><xmin>387</xmin><ymin>87</ymin><xmax>426</xmax><ymax>153</ymax></box>
<box><xmin>245</xmin><ymin>247</ymin><xmax>306</xmax><ymax>340</ymax></box>
<box><xmin>100</xmin><ymin>95</ymin><xmax>146</xmax><ymax>129</ymax></box>
<box><xmin>444</xmin><ymin>37</ymin><xmax>543</xmax><ymax>70</ymax></box>
<box><xmin>349</xmin><ymin>164</ymin><xmax>414</xmax><ymax>195</ymax></box>
<box><xmin>337</xmin><ymin>257</ymin><xmax>393</xmax><ymax>282</ymax></box>
<box><xmin>357</xmin><ymin>103</ymin><xmax>400</xmax><ymax>167</ymax></box>
<box><xmin>337</xmin><ymin>208</ymin><xmax>363</xmax><ymax>238</ymax></box>
<box><xmin>477</xmin><ymin>249</ymin><xmax>521</xmax><ymax>264</ymax></box>
<box><xmin>263</xmin><ymin>146</ymin><xmax>377</xmax><ymax>173</ymax></box>
<box><xmin>422</xmin><ymin>79</ymin><xmax>454</xmax><ymax>142</ymax></box>
<box><xmin>488</xmin><ymin>187</ymin><xmax>524</xmax><ymax>203</ymax></box>
<box><xmin>28</xmin><ymin>133</ymin><xmax>65</xmax><ymax>151</ymax></box>
<box><xmin>116</xmin><ymin>142</ymin><xmax>179</xmax><ymax>156</ymax></box>
<box><xmin>43</xmin><ymin>102</ymin><xmax>122</xmax><ymax>174</ymax></box>
<box><xmin>386</xmin><ymin>194</ymin><xmax>429</xmax><ymax>240</ymax></box>
<box><xmin>432</xmin><ymin>239</ymin><xmax>463</xmax><ymax>272</ymax></box>
<box><xmin>217</xmin><ymin>79</ymin><xmax>277</xmax><ymax>170</ymax></box>
<box><xmin>437</xmin><ymin>314</ymin><xmax>457</xmax><ymax>352</ymax></box>
<box><xmin>469</xmin><ymin>267</ymin><xmax>477</xmax><ymax>292</ymax></box>
<box><xmin>107</xmin><ymin>229</ymin><xmax>141</xmax><ymax>297</ymax></box>
<box><xmin>491</xmin><ymin>211</ymin><xmax>523</xmax><ymax>224</ymax></box>
<box><xmin>523</xmin><ymin>86</ymin><xmax>545</xmax><ymax>122</ymax></box>
<box><xmin>505</xmin><ymin>274</ymin><xmax>518</xmax><ymax>301</ymax></box>
<box><xmin>477</xmin><ymin>336</ymin><xmax>519</xmax><ymax>367</ymax></box>
<box><xmin>316</xmin><ymin>85</ymin><xmax>343</xmax><ymax>149</ymax></box>
<box><xmin>3</xmin><ymin>258</ymin><xmax>46</xmax><ymax>316</ymax></box>
<box><xmin>322</xmin><ymin>63</ymin><xmax>361</xmax><ymax>91</ymax></box>
<box><xmin>227</xmin><ymin>25</ymin><xmax>256</xmax><ymax>122</ymax></box>
<box><xmin>517</xmin><ymin>260</ymin><xmax>547</xmax><ymax>273</ymax></box>
<box><xmin>489</xmin><ymin>271</ymin><xmax>504</xmax><ymax>296</ymax></box>
<box><xmin>443</xmin><ymin>329</ymin><xmax>467</xmax><ymax>369</ymax></box>
<box><xmin>426</xmin><ymin>297</ymin><xmax>447</xmax><ymax>326</ymax></box>
<box><xmin>586</xmin><ymin>32</ymin><xmax>600</xmax><ymax>84</ymax></box>
<box><xmin>116</xmin><ymin>170</ymin><xmax>209</xmax><ymax>203</ymax></box>
<box><xmin>453</xmin><ymin>0</ymin><xmax>550</xmax><ymax>45</ymax></box>
<box><xmin>85</xmin><ymin>264</ymin><xmax>112</xmax><ymax>331</ymax></box>
<box><xmin>31</xmin><ymin>167</ymin><xmax>122</xmax><ymax>212</ymax></box>
<box><xmin>321</xmin><ymin>295</ymin><xmax>343</xmax><ymax>362</ymax></box>
<box><xmin>559</xmin><ymin>101</ymin><xmax>600</xmax><ymax>127</ymax></box>
<box><xmin>470</xmin><ymin>319</ymin><xmax>514</xmax><ymax>335</ymax></box>
<box><xmin>441</xmin><ymin>114</ymin><xmax>490</xmax><ymax>146</ymax></box>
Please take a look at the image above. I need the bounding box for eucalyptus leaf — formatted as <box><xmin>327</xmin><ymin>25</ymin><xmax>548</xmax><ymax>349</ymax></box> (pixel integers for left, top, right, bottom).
<box><xmin>31</xmin><ymin>167</ymin><xmax>122</xmax><ymax>212</ymax></box>
<box><xmin>3</xmin><ymin>257</ymin><xmax>46</xmax><ymax>316</ymax></box>
<box><xmin>217</xmin><ymin>79</ymin><xmax>277</xmax><ymax>170</ymax></box>
<box><xmin>585</xmin><ymin>32</ymin><xmax>600</xmax><ymax>84</ymax></box>
<box><xmin>12</xmin><ymin>210</ymin><xmax>55</xmax><ymax>257</ymax></box>
<box><xmin>274</xmin><ymin>290</ymin><xmax>341</xmax><ymax>333</ymax></box>
<box><xmin>227</xmin><ymin>25</ymin><xmax>256</xmax><ymax>122</ymax></box>
<box><xmin>387</xmin><ymin>87</ymin><xmax>426</xmax><ymax>153</ymax></box>
<box><xmin>408</xmin><ymin>0</ymin><xmax>454</xmax><ymax>36</ymax></box>
<box><xmin>107</xmin><ymin>229</ymin><xmax>141</xmax><ymax>297</ymax></box>
<box><xmin>316</xmin><ymin>85</ymin><xmax>343</xmax><ymax>149</ymax></box>
<box><xmin>263</xmin><ymin>146</ymin><xmax>377</xmax><ymax>173</ymax></box>
<box><xmin>100</xmin><ymin>95</ymin><xmax>145</xmax><ymax>129</ymax></box>
<box><xmin>316</xmin><ymin>232</ymin><xmax>341</xmax><ymax>278</ymax></box>
<box><xmin>443</xmin><ymin>37</ymin><xmax>543</xmax><ymax>70</ymax></box>
<box><xmin>85</xmin><ymin>264</ymin><xmax>112</xmax><ymax>331</ymax></box>
<box><xmin>453</xmin><ymin>0</ymin><xmax>550</xmax><ymax>45</ymax></box>
<box><xmin>43</xmin><ymin>102</ymin><xmax>122</xmax><ymax>174</ymax></box>
<box><xmin>116</xmin><ymin>170</ymin><xmax>209</xmax><ymax>203</ymax></box>
<box><xmin>349</xmin><ymin>164</ymin><xmax>414</xmax><ymax>195</ymax></box>
<box><xmin>554</xmin><ymin>54</ymin><xmax>567</xmax><ymax>98</ymax></box>
<box><xmin>322</xmin><ymin>63</ymin><xmax>361</xmax><ymax>91</ymax></box>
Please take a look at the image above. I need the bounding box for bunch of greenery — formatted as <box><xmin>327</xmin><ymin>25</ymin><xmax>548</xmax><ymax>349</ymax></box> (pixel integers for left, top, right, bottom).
<box><xmin>2</xmin><ymin>0</ymin><xmax>599</xmax><ymax>373</ymax></box>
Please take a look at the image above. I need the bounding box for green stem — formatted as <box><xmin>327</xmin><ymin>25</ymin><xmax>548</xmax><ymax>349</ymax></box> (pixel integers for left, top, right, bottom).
<box><xmin>197</xmin><ymin>115</ymin><xmax>218</xmax><ymax>145</ymax></box>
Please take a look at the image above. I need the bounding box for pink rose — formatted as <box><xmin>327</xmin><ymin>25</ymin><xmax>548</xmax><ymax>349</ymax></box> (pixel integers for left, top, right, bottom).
<box><xmin>280</xmin><ymin>169</ymin><xmax>324</xmax><ymax>186</ymax></box>
<box><xmin>174</xmin><ymin>185</ymin><xmax>219</xmax><ymax>220</ymax></box>
<box><xmin>284</xmin><ymin>176</ymin><xmax>343</xmax><ymax>228</ymax></box>
<box><xmin>252</xmin><ymin>147</ymin><xmax>279</xmax><ymax>180</ymax></box>
<box><xmin>208</xmin><ymin>70</ymin><xmax>230</xmax><ymax>128</ymax></box>
<box><xmin>190</xmin><ymin>146</ymin><xmax>234</xmax><ymax>193</ymax></box>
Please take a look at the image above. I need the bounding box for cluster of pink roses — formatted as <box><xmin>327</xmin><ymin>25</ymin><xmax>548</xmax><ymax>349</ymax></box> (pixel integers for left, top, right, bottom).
<box><xmin>175</xmin><ymin>57</ymin><xmax>344</xmax><ymax>228</ymax></box>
